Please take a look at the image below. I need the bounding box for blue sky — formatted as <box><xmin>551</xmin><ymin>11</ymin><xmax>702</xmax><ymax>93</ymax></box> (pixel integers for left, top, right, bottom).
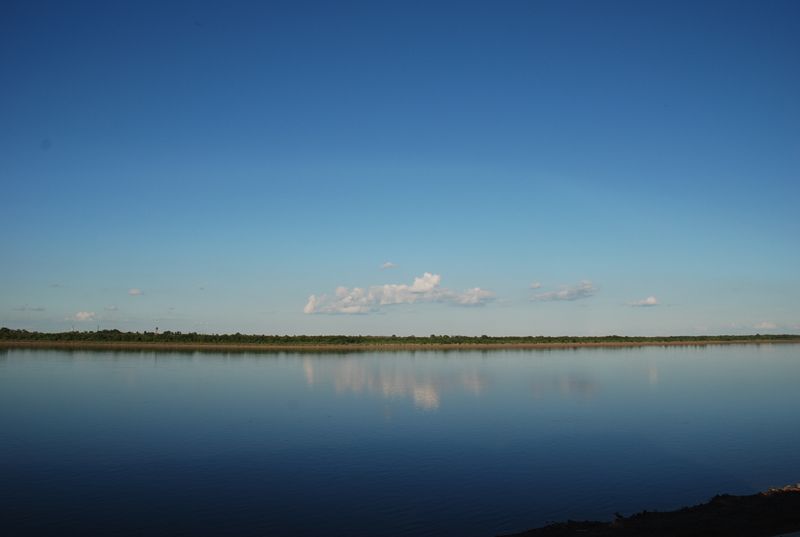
<box><xmin>2</xmin><ymin>0</ymin><xmax>798</xmax><ymax>336</ymax></box>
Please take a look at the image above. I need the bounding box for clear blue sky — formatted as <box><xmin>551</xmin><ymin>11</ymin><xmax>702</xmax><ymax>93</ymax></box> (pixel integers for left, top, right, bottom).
<box><xmin>2</xmin><ymin>0</ymin><xmax>798</xmax><ymax>336</ymax></box>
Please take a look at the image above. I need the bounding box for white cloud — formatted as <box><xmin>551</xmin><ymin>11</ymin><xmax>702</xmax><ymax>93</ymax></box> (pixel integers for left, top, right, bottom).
<box><xmin>304</xmin><ymin>272</ymin><xmax>494</xmax><ymax>314</ymax></box>
<box><xmin>128</xmin><ymin>288</ymin><xmax>143</xmax><ymax>296</ymax></box>
<box><xmin>530</xmin><ymin>281</ymin><xmax>542</xmax><ymax>289</ymax></box>
<box><xmin>630</xmin><ymin>296</ymin><xmax>659</xmax><ymax>307</ymax></box>
<box><xmin>303</xmin><ymin>294</ymin><xmax>321</xmax><ymax>314</ymax></box>
<box><xmin>380</xmin><ymin>262</ymin><xmax>396</xmax><ymax>270</ymax></box>
<box><xmin>105</xmin><ymin>305</ymin><xmax>119</xmax><ymax>311</ymax></box>
<box><xmin>73</xmin><ymin>311</ymin><xmax>96</xmax><ymax>321</ymax></box>
<box><xmin>533</xmin><ymin>280</ymin><xmax>596</xmax><ymax>301</ymax></box>
<box><xmin>754</xmin><ymin>321</ymin><xmax>778</xmax><ymax>330</ymax></box>
<box><xmin>452</xmin><ymin>287</ymin><xmax>495</xmax><ymax>305</ymax></box>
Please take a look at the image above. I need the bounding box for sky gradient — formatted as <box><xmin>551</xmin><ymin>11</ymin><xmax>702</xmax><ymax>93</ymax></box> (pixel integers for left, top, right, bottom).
<box><xmin>2</xmin><ymin>0</ymin><xmax>799</xmax><ymax>336</ymax></box>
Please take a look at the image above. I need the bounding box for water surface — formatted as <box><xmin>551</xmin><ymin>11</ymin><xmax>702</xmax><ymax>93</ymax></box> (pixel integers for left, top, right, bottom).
<box><xmin>1</xmin><ymin>345</ymin><xmax>798</xmax><ymax>536</ymax></box>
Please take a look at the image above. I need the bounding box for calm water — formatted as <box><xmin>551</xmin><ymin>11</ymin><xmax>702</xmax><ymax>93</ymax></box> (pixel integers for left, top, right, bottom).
<box><xmin>1</xmin><ymin>345</ymin><xmax>799</xmax><ymax>536</ymax></box>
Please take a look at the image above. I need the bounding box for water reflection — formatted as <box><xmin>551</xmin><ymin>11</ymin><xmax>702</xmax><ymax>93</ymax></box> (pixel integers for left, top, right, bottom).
<box><xmin>530</xmin><ymin>373</ymin><xmax>599</xmax><ymax>400</ymax></box>
<box><xmin>301</xmin><ymin>356</ymin><xmax>490</xmax><ymax>410</ymax></box>
<box><xmin>460</xmin><ymin>369</ymin><xmax>486</xmax><ymax>396</ymax></box>
<box><xmin>300</xmin><ymin>354</ymin><xmax>613</xmax><ymax>408</ymax></box>
<box><xmin>649</xmin><ymin>361</ymin><xmax>660</xmax><ymax>385</ymax></box>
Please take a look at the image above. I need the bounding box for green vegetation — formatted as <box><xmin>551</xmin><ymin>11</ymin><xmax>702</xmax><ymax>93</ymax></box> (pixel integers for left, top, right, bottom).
<box><xmin>1</xmin><ymin>327</ymin><xmax>797</xmax><ymax>347</ymax></box>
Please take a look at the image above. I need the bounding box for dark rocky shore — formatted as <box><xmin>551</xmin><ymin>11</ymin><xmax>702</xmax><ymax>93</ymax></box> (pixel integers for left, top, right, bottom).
<box><xmin>503</xmin><ymin>485</ymin><xmax>800</xmax><ymax>537</ymax></box>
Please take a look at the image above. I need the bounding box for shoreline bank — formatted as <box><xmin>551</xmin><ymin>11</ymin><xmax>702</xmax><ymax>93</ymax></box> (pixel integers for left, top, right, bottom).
<box><xmin>2</xmin><ymin>338</ymin><xmax>799</xmax><ymax>353</ymax></box>
<box><xmin>503</xmin><ymin>484</ymin><xmax>800</xmax><ymax>537</ymax></box>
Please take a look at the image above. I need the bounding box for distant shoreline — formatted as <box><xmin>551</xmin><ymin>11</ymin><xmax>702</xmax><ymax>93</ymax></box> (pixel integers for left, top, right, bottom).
<box><xmin>2</xmin><ymin>338</ymin><xmax>799</xmax><ymax>353</ymax></box>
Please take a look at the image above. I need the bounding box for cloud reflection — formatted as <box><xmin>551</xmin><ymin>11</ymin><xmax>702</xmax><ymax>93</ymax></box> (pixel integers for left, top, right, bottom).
<box><xmin>301</xmin><ymin>357</ymin><xmax>489</xmax><ymax>410</ymax></box>
<box><xmin>648</xmin><ymin>362</ymin><xmax>660</xmax><ymax>385</ymax></box>
<box><xmin>530</xmin><ymin>373</ymin><xmax>599</xmax><ymax>400</ymax></box>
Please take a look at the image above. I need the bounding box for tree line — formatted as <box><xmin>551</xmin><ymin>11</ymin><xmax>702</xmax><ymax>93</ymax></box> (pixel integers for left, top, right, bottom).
<box><xmin>1</xmin><ymin>327</ymin><xmax>797</xmax><ymax>346</ymax></box>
